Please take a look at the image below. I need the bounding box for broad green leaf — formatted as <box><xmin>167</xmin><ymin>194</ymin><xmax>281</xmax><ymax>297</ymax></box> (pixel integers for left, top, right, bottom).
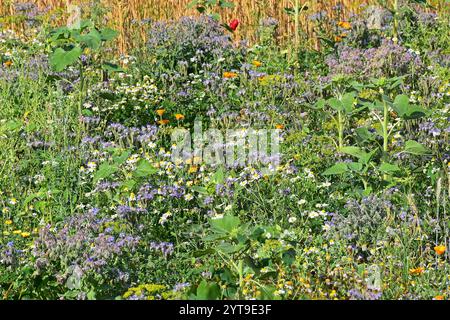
<box><xmin>3</xmin><ymin>119</ymin><xmax>22</xmax><ymax>132</ymax></box>
<box><xmin>210</xmin><ymin>215</ymin><xmax>240</xmax><ymax>234</ymax></box>
<box><xmin>340</xmin><ymin>146</ymin><xmax>367</xmax><ymax>159</ymax></box>
<box><xmin>196</xmin><ymin>281</ymin><xmax>220</xmax><ymax>300</ymax></box>
<box><xmin>404</xmin><ymin>140</ymin><xmax>431</xmax><ymax>155</ymax></box>
<box><xmin>314</xmin><ymin>99</ymin><xmax>326</xmax><ymax>110</ymax></box>
<box><xmin>379</xmin><ymin>162</ymin><xmax>400</xmax><ymax>173</ymax></box>
<box><xmin>327</xmin><ymin>97</ymin><xmax>342</xmax><ymax>111</ymax></box>
<box><xmin>113</xmin><ymin>150</ymin><xmax>131</xmax><ymax>165</ymax></box>
<box><xmin>216</xmin><ymin>242</ymin><xmax>245</xmax><ymax>254</ymax></box>
<box><xmin>348</xmin><ymin>162</ymin><xmax>363</xmax><ymax>172</ymax></box>
<box><xmin>49</xmin><ymin>46</ymin><xmax>82</xmax><ymax>72</ymax></box>
<box><xmin>94</xmin><ymin>163</ymin><xmax>118</xmax><ymax>183</ymax></box>
<box><xmin>323</xmin><ymin>163</ymin><xmax>349</xmax><ymax>175</ymax></box>
<box><xmin>355</xmin><ymin>127</ymin><xmax>374</xmax><ymax>142</ymax></box>
<box><xmin>191</xmin><ymin>186</ymin><xmax>208</xmax><ymax>194</ymax></box>
<box><xmin>76</xmin><ymin>29</ymin><xmax>101</xmax><ymax>50</ymax></box>
<box><xmin>134</xmin><ymin>159</ymin><xmax>157</xmax><ymax>177</ymax></box>
<box><xmin>341</xmin><ymin>92</ymin><xmax>356</xmax><ymax>113</ymax></box>
<box><xmin>100</xmin><ymin>28</ymin><xmax>118</xmax><ymax>41</ymax></box>
<box><xmin>392</xmin><ymin>94</ymin><xmax>409</xmax><ymax>116</ymax></box>
<box><xmin>211</xmin><ymin>166</ymin><xmax>225</xmax><ymax>185</ymax></box>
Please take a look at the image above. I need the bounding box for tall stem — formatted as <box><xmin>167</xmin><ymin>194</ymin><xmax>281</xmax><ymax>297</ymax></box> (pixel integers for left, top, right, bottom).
<box><xmin>383</xmin><ymin>101</ymin><xmax>389</xmax><ymax>153</ymax></box>
<box><xmin>393</xmin><ymin>0</ymin><xmax>399</xmax><ymax>43</ymax></box>
<box><xmin>294</xmin><ymin>0</ymin><xmax>300</xmax><ymax>53</ymax></box>
<box><xmin>338</xmin><ymin>110</ymin><xmax>344</xmax><ymax>150</ymax></box>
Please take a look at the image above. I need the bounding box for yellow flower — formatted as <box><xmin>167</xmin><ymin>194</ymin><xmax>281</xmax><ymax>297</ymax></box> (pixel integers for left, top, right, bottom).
<box><xmin>188</xmin><ymin>165</ymin><xmax>198</xmax><ymax>173</ymax></box>
<box><xmin>223</xmin><ymin>72</ymin><xmax>238</xmax><ymax>79</ymax></box>
<box><xmin>275</xmin><ymin>124</ymin><xmax>285</xmax><ymax>130</ymax></box>
<box><xmin>338</xmin><ymin>21</ymin><xmax>352</xmax><ymax>29</ymax></box>
<box><xmin>252</xmin><ymin>60</ymin><xmax>263</xmax><ymax>67</ymax></box>
<box><xmin>409</xmin><ymin>267</ymin><xmax>425</xmax><ymax>275</ymax></box>
<box><xmin>434</xmin><ymin>245</ymin><xmax>446</xmax><ymax>256</ymax></box>
<box><xmin>21</xmin><ymin>232</ymin><xmax>31</xmax><ymax>238</ymax></box>
<box><xmin>5</xmin><ymin>220</ymin><xmax>12</xmax><ymax>225</ymax></box>
<box><xmin>175</xmin><ymin>113</ymin><xmax>185</xmax><ymax>120</ymax></box>
<box><xmin>12</xmin><ymin>230</ymin><xmax>22</xmax><ymax>235</ymax></box>
<box><xmin>156</xmin><ymin>109</ymin><xmax>165</xmax><ymax>117</ymax></box>
<box><xmin>434</xmin><ymin>295</ymin><xmax>445</xmax><ymax>300</ymax></box>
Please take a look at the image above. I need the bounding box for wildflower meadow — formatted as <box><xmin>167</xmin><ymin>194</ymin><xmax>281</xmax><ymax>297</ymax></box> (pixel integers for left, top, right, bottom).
<box><xmin>0</xmin><ymin>0</ymin><xmax>449</xmax><ymax>303</ymax></box>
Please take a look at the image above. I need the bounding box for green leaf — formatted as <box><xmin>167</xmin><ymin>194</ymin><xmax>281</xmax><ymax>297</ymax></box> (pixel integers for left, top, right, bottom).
<box><xmin>100</xmin><ymin>28</ymin><xmax>118</xmax><ymax>41</ymax></box>
<box><xmin>284</xmin><ymin>7</ymin><xmax>295</xmax><ymax>15</ymax></box>
<box><xmin>219</xmin><ymin>0</ymin><xmax>234</xmax><ymax>8</ymax></box>
<box><xmin>192</xmin><ymin>186</ymin><xmax>208</xmax><ymax>194</ymax></box>
<box><xmin>193</xmin><ymin>248</ymin><xmax>215</xmax><ymax>257</ymax></box>
<box><xmin>404</xmin><ymin>140</ymin><xmax>431</xmax><ymax>155</ymax></box>
<box><xmin>379</xmin><ymin>162</ymin><xmax>400</xmax><ymax>173</ymax></box>
<box><xmin>341</xmin><ymin>92</ymin><xmax>356</xmax><ymax>113</ymax></box>
<box><xmin>102</xmin><ymin>62</ymin><xmax>124</xmax><ymax>73</ymax></box>
<box><xmin>49</xmin><ymin>46</ymin><xmax>82</xmax><ymax>72</ymax></box>
<box><xmin>323</xmin><ymin>163</ymin><xmax>349</xmax><ymax>175</ymax></box>
<box><xmin>77</xmin><ymin>29</ymin><xmax>102</xmax><ymax>50</ymax></box>
<box><xmin>348</xmin><ymin>162</ymin><xmax>363</xmax><ymax>172</ymax></box>
<box><xmin>93</xmin><ymin>163</ymin><xmax>118</xmax><ymax>183</ymax></box>
<box><xmin>187</xmin><ymin>0</ymin><xmax>200</xmax><ymax>9</ymax></box>
<box><xmin>134</xmin><ymin>160</ymin><xmax>157</xmax><ymax>177</ymax></box>
<box><xmin>216</xmin><ymin>242</ymin><xmax>245</xmax><ymax>254</ymax></box>
<box><xmin>210</xmin><ymin>13</ymin><xmax>221</xmax><ymax>21</ymax></box>
<box><xmin>327</xmin><ymin>97</ymin><xmax>342</xmax><ymax>111</ymax></box>
<box><xmin>113</xmin><ymin>150</ymin><xmax>130</xmax><ymax>165</ymax></box>
<box><xmin>314</xmin><ymin>99</ymin><xmax>326</xmax><ymax>110</ymax></box>
<box><xmin>210</xmin><ymin>215</ymin><xmax>240</xmax><ymax>235</ymax></box>
<box><xmin>355</xmin><ymin>127</ymin><xmax>374</xmax><ymax>142</ymax></box>
<box><xmin>211</xmin><ymin>166</ymin><xmax>225</xmax><ymax>185</ymax></box>
<box><xmin>392</xmin><ymin>94</ymin><xmax>409</xmax><ymax>116</ymax></box>
<box><xmin>3</xmin><ymin>119</ymin><xmax>22</xmax><ymax>132</ymax></box>
<box><xmin>340</xmin><ymin>146</ymin><xmax>366</xmax><ymax>159</ymax></box>
<box><xmin>196</xmin><ymin>281</ymin><xmax>220</xmax><ymax>300</ymax></box>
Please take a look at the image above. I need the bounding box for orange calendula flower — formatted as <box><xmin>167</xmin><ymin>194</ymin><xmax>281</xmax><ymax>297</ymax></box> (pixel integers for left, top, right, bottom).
<box><xmin>156</xmin><ymin>109</ymin><xmax>165</xmax><ymax>117</ymax></box>
<box><xmin>334</xmin><ymin>36</ymin><xmax>343</xmax><ymax>43</ymax></box>
<box><xmin>252</xmin><ymin>60</ymin><xmax>263</xmax><ymax>67</ymax></box>
<box><xmin>434</xmin><ymin>295</ymin><xmax>445</xmax><ymax>300</ymax></box>
<box><xmin>158</xmin><ymin>119</ymin><xmax>169</xmax><ymax>125</ymax></box>
<box><xmin>338</xmin><ymin>21</ymin><xmax>352</xmax><ymax>29</ymax></box>
<box><xmin>175</xmin><ymin>114</ymin><xmax>185</xmax><ymax>120</ymax></box>
<box><xmin>4</xmin><ymin>60</ymin><xmax>13</xmax><ymax>67</ymax></box>
<box><xmin>409</xmin><ymin>267</ymin><xmax>425</xmax><ymax>275</ymax></box>
<box><xmin>223</xmin><ymin>72</ymin><xmax>238</xmax><ymax>79</ymax></box>
<box><xmin>434</xmin><ymin>245</ymin><xmax>446</xmax><ymax>256</ymax></box>
<box><xmin>275</xmin><ymin>124</ymin><xmax>285</xmax><ymax>130</ymax></box>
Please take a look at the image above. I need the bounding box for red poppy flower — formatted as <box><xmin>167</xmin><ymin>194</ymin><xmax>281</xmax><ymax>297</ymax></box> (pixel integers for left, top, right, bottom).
<box><xmin>229</xmin><ymin>19</ymin><xmax>239</xmax><ymax>31</ymax></box>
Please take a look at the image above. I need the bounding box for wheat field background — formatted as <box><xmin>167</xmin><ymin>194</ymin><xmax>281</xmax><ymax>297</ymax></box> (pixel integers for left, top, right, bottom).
<box><xmin>1</xmin><ymin>0</ymin><xmax>448</xmax><ymax>53</ymax></box>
